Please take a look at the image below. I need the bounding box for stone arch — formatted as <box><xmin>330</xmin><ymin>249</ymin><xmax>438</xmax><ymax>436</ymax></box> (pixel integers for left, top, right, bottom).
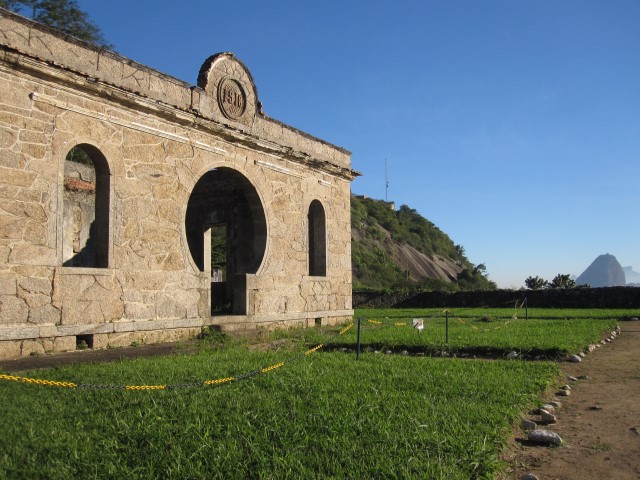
<box><xmin>62</xmin><ymin>143</ymin><xmax>110</xmax><ymax>268</ymax></box>
<box><xmin>185</xmin><ymin>167</ymin><xmax>267</xmax><ymax>315</ymax></box>
<box><xmin>308</xmin><ymin>199</ymin><xmax>327</xmax><ymax>277</ymax></box>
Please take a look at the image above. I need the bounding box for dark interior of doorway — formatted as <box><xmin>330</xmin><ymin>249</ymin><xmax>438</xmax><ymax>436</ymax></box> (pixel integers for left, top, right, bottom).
<box><xmin>185</xmin><ymin>168</ymin><xmax>266</xmax><ymax>316</ymax></box>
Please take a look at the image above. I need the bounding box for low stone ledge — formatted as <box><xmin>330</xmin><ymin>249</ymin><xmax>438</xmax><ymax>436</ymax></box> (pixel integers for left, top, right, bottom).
<box><xmin>56</xmin><ymin>323</ymin><xmax>115</xmax><ymax>336</ymax></box>
<box><xmin>112</xmin><ymin>317</ymin><xmax>204</xmax><ymax>333</ymax></box>
<box><xmin>0</xmin><ymin>312</ymin><xmax>353</xmax><ymax>342</ymax></box>
<box><xmin>55</xmin><ymin>266</ymin><xmax>115</xmax><ymax>277</ymax></box>
<box><xmin>38</xmin><ymin>325</ymin><xmax>58</xmax><ymax>337</ymax></box>
<box><xmin>0</xmin><ymin>326</ymin><xmax>40</xmax><ymax>341</ymax></box>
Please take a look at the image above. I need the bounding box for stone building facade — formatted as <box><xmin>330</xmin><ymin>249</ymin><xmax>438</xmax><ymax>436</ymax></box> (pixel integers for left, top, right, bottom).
<box><xmin>0</xmin><ymin>10</ymin><xmax>358</xmax><ymax>358</ymax></box>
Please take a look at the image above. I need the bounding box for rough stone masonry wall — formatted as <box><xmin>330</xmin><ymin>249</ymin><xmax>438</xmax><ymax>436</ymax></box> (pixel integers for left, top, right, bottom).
<box><xmin>0</xmin><ymin>10</ymin><xmax>357</xmax><ymax>358</ymax></box>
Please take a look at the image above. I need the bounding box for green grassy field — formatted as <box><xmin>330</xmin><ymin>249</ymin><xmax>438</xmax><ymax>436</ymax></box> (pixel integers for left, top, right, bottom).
<box><xmin>0</xmin><ymin>332</ymin><xmax>558</xmax><ymax>479</ymax></box>
<box><xmin>0</xmin><ymin>307</ymin><xmax>626</xmax><ymax>479</ymax></box>
<box><xmin>342</xmin><ymin>308</ymin><xmax>622</xmax><ymax>357</ymax></box>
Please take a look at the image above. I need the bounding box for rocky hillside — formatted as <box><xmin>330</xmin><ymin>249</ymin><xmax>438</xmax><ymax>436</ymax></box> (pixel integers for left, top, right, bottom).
<box><xmin>576</xmin><ymin>254</ymin><xmax>627</xmax><ymax>287</ymax></box>
<box><xmin>351</xmin><ymin>195</ymin><xmax>495</xmax><ymax>291</ymax></box>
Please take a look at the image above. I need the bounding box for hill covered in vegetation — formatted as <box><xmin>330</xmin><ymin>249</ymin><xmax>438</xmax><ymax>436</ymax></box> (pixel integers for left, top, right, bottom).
<box><xmin>351</xmin><ymin>195</ymin><xmax>495</xmax><ymax>291</ymax></box>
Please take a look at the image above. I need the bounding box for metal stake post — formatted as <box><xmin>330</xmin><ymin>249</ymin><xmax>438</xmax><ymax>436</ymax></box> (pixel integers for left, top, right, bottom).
<box><xmin>445</xmin><ymin>310</ymin><xmax>449</xmax><ymax>344</ymax></box>
<box><xmin>356</xmin><ymin>317</ymin><xmax>362</xmax><ymax>360</ymax></box>
<box><xmin>525</xmin><ymin>297</ymin><xmax>528</xmax><ymax>320</ymax></box>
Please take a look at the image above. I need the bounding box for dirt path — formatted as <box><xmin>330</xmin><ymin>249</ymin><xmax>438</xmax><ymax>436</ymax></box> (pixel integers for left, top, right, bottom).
<box><xmin>504</xmin><ymin>321</ymin><xmax>640</xmax><ymax>480</ymax></box>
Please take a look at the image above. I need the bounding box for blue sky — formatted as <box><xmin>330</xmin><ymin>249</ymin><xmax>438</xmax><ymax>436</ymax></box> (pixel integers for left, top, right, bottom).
<box><xmin>78</xmin><ymin>0</ymin><xmax>639</xmax><ymax>288</ymax></box>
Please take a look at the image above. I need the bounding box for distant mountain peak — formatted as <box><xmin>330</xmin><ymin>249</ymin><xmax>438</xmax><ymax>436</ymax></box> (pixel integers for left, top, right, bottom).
<box><xmin>623</xmin><ymin>266</ymin><xmax>640</xmax><ymax>285</ymax></box>
<box><xmin>576</xmin><ymin>254</ymin><xmax>626</xmax><ymax>287</ymax></box>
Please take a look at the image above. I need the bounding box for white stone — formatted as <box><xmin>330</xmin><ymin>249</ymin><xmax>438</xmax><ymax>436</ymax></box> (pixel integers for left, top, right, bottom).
<box><xmin>528</xmin><ymin>429</ymin><xmax>563</xmax><ymax>446</ymax></box>
<box><xmin>540</xmin><ymin>409</ymin><xmax>557</xmax><ymax>424</ymax></box>
<box><xmin>520</xmin><ymin>474</ymin><xmax>539</xmax><ymax>480</ymax></box>
<box><xmin>567</xmin><ymin>354</ymin><xmax>582</xmax><ymax>363</ymax></box>
<box><xmin>521</xmin><ymin>419</ymin><xmax>537</xmax><ymax>431</ymax></box>
<box><xmin>507</xmin><ymin>351</ymin><xmax>518</xmax><ymax>359</ymax></box>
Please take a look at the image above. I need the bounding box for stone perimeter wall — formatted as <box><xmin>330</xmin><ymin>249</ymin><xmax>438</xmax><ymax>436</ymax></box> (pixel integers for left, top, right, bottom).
<box><xmin>0</xmin><ymin>11</ymin><xmax>357</xmax><ymax>358</ymax></box>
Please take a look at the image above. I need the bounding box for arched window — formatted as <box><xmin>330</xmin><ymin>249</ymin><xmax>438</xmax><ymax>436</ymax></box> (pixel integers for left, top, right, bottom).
<box><xmin>308</xmin><ymin>200</ymin><xmax>327</xmax><ymax>276</ymax></box>
<box><xmin>62</xmin><ymin>144</ymin><xmax>110</xmax><ymax>268</ymax></box>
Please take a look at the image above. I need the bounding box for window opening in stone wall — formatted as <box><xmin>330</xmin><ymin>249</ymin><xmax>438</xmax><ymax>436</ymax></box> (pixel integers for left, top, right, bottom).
<box><xmin>62</xmin><ymin>144</ymin><xmax>110</xmax><ymax>268</ymax></box>
<box><xmin>210</xmin><ymin>224</ymin><xmax>229</xmax><ymax>313</ymax></box>
<box><xmin>186</xmin><ymin>168</ymin><xmax>266</xmax><ymax>316</ymax></box>
<box><xmin>211</xmin><ymin>224</ymin><xmax>227</xmax><ymax>282</ymax></box>
<box><xmin>308</xmin><ymin>200</ymin><xmax>327</xmax><ymax>276</ymax></box>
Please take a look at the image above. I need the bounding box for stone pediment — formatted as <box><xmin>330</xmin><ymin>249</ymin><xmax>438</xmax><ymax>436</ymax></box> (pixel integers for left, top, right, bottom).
<box><xmin>196</xmin><ymin>53</ymin><xmax>258</xmax><ymax>130</ymax></box>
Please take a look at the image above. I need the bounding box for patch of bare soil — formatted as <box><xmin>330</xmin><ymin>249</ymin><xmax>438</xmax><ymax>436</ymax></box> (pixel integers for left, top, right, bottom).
<box><xmin>502</xmin><ymin>321</ymin><xmax>640</xmax><ymax>480</ymax></box>
<box><xmin>0</xmin><ymin>341</ymin><xmax>195</xmax><ymax>372</ymax></box>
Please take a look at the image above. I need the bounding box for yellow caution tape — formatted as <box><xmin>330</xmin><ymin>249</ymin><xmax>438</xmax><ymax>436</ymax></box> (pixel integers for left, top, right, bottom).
<box><xmin>0</xmin><ymin>374</ymin><xmax>77</xmax><ymax>388</ymax></box>
<box><xmin>203</xmin><ymin>377</ymin><xmax>235</xmax><ymax>386</ymax></box>
<box><xmin>305</xmin><ymin>344</ymin><xmax>324</xmax><ymax>355</ymax></box>
<box><xmin>261</xmin><ymin>362</ymin><xmax>285</xmax><ymax>374</ymax></box>
<box><xmin>125</xmin><ymin>385</ymin><xmax>166</xmax><ymax>391</ymax></box>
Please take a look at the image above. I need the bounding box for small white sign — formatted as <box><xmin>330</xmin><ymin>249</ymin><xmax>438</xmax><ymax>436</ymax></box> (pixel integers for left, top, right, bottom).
<box><xmin>412</xmin><ymin>318</ymin><xmax>424</xmax><ymax>331</ymax></box>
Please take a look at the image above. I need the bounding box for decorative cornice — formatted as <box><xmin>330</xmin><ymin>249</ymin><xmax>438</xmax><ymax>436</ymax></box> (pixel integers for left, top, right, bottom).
<box><xmin>1</xmin><ymin>45</ymin><xmax>359</xmax><ymax>181</ymax></box>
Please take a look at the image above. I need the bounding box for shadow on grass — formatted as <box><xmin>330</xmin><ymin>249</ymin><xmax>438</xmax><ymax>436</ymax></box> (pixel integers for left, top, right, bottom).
<box><xmin>324</xmin><ymin>343</ymin><xmax>566</xmax><ymax>361</ymax></box>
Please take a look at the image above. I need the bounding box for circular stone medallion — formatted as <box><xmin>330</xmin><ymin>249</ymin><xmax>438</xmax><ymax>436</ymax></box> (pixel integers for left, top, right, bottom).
<box><xmin>218</xmin><ymin>77</ymin><xmax>246</xmax><ymax>120</ymax></box>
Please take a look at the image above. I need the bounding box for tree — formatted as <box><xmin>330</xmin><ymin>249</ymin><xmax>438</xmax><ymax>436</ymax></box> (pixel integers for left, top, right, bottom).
<box><xmin>473</xmin><ymin>263</ymin><xmax>487</xmax><ymax>275</ymax></box>
<box><xmin>550</xmin><ymin>274</ymin><xmax>576</xmax><ymax>289</ymax></box>
<box><xmin>524</xmin><ymin>276</ymin><xmax>549</xmax><ymax>290</ymax></box>
<box><xmin>0</xmin><ymin>0</ymin><xmax>21</xmax><ymax>9</ymax></box>
<box><xmin>1</xmin><ymin>0</ymin><xmax>112</xmax><ymax>49</ymax></box>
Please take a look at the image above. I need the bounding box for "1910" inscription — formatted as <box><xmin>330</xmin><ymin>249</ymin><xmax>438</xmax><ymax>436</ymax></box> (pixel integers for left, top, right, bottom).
<box><xmin>218</xmin><ymin>78</ymin><xmax>246</xmax><ymax>119</ymax></box>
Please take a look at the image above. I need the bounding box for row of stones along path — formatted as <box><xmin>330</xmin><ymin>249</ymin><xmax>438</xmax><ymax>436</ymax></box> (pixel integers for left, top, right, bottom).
<box><xmin>2</xmin><ymin>322</ymin><xmax>638</xmax><ymax>479</ymax></box>
<box><xmin>503</xmin><ymin>320</ymin><xmax>640</xmax><ymax>480</ymax></box>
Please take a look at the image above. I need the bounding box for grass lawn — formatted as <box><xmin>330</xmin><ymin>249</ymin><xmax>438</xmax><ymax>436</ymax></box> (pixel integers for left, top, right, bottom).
<box><xmin>0</xmin><ymin>326</ymin><xmax>559</xmax><ymax>480</ymax></box>
<box><xmin>344</xmin><ymin>308</ymin><xmax>621</xmax><ymax>357</ymax></box>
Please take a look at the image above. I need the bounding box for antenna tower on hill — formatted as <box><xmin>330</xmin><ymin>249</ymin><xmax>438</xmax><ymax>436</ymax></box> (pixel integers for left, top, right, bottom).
<box><xmin>385</xmin><ymin>158</ymin><xmax>389</xmax><ymax>202</ymax></box>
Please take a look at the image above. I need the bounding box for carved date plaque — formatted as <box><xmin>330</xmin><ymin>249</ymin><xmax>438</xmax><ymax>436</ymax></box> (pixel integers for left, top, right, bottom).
<box><xmin>218</xmin><ymin>77</ymin><xmax>246</xmax><ymax>120</ymax></box>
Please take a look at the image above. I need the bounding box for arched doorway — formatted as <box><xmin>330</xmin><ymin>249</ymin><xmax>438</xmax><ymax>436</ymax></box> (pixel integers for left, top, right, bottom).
<box><xmin>62</xmin><ymin>144</ymin><xmax>110</xmax><ymax>268</ymax></box>
<box><xmin>185</xmin><ymin>168</ymin><xmax>266</xmax><ymax>315</ymax></box>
